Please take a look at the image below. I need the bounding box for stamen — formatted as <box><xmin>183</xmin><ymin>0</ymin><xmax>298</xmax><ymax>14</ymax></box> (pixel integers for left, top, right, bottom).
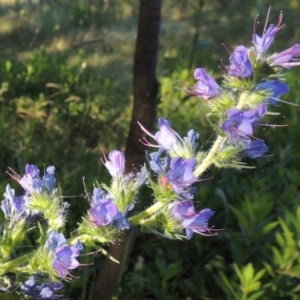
<box><xmin>219</xmin><ymin>59</ymin><xmax>228</xmax><ymax>73</ymax></box>
<box><xmin>256</xmin><ymin>123</ymin><xmax>288</xmax><ymax>127</ymax></box>
<box><xmin>277</xmin><ymin>11</ymin><xmax>284</xmax><ymax>29</ymax></box>
<box><xmin>270</xmin><ymin>96</ymin><xmax>300</xmax><ymax>107</ymax></box>
<box><xmin>139</xmin><ymin>138</ymin><xmax>159</xmax><ymax>148</ymax></box>
<box><xmin>6</xmin><ymin>167</ymin><xmax>21</xmax><ymax>182</ymax></box>
<box><xmin>221</xmin><ymin>43</ymin><xmax>231</xmax><ymax>55</ymax></box>
<box><xmin>253</xmin><ymin>14</ymin><xmax>259</xmax><ymax>33</ymax></box>
<box><xmin>263</xmin><ymin>5</ymin><xmax>271</xmax><ymax>35</ymax></box>
<box><xmin>137</xmin><ymin>121</ymin><xmax>156</xmax><ymax>139</ymax></box>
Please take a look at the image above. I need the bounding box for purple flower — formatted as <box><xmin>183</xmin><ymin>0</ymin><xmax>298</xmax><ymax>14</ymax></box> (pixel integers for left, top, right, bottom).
<box><xmin>104</xmin><ymin>150</ymin><xmax>125</xmax><ymax>177</ymax></box>
<box><xmin>182</xmin><ymin>209</ymin><xmax>215</xmax><ymax>239</ymax></box>
<box><xmin>138</xmin><ymin>118</ymin><xmax>182</xmax><ymax>151</ymax></box>
<box><xmin>139</xmin><ymin>118</ymin><xmax>199</xmax><ymax>156</ymax></box>
<box><xmin>19</xmin><ymin>164</ymin><xmax>43</xmax><ymax>194</ymax></box>
<box><xmin>1</xmin><ymin>184</ymin><xmax>26</xmax><ymax>221</ymax></box>
<box><xmin>42</xmin><ymin>166</ymin><xmax>56</xmax><ymax>194</ymax></box>
<box><xmin>190</xmin><ymin>68</ymin><xmax>221</xmax><ymax>100</ymax></box>
<box><xmin>228</xmin><ymin>45</ymin><xmax>252</xmax><ymax>78</ymax></box>
<box><xmin>167</xmin><ymin>158</ymin><xmax>198</xmax><ymax>194</ymax></box>
<box><xmin>90</xmin><ymin>199</ymin><xmax>119</xmax><ymax>226</ymax></box>
<box><xmin>257</xmin><ymin>80</ymin><xmax>290</xmax><ymax>105</ymax></box>
<box><xmin>252</xmin><ymin>12</ymin><xmax>283</xmax><ymax>53</ymax></box>
<box><xmin>242</xmin><ymin>140</ymin><xmax>269</xmax><ymax>158</ymax></box>
<box><xmin>270</xmin><ymin>44</ymin><xmax>300</xmax><ymax>69</ymax></box>
<box><xmin>21</xmin><ymin>276</ymin><xmax>63</xmax><ymax>300</ymax></box>
<box><xmin>171</xmin><ymin>200</ymin><xmax>195</xmax><ymax>219</ymax></box>
<box><xmin>155</xmin><ymin>118</ymin><xmax>181</xmax><ymax>150</ymax></box>
<box><xmin>46</xmin><ymin>231</ymin><xmax>83</xmax><ymax>278</ymax></box>
<box><xmin>221</xmin><ymin>104</ymin><xmax>267</xmax><ymax>143</ymax></box>
<box><xmin>172</xmin><ymin>201</ymin><xmax>215</xmax><ymax>239</ymax></box>
<box><xmin>52</xmin><ymin>244</ymin><xmax>82</xmax><ymax>278</ymax></box>
<box><xmin>9</xmin><ymin>164</ymin><xmax>56</xmax><ymax>196</ymax></box>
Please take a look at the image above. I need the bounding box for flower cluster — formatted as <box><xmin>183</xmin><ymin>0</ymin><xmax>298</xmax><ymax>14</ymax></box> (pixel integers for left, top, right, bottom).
<box><xmin>90</xmin><ymin>149</ymin><xmax>147</xmax><ymax>230</ymax></box>
<box><xmin>184</xmin><ymin>11</ymin><xmax>299</xmax><ymax>160</ymax></box>
<box><xmin>75</xmin><ymin>150</ymin><xmax>147</xmax><ymax>248</ymax></box>
<box><xmin>139</xmin><ymin>118</ymin><xmax>215</xmax><ymax>238</ymax></box>
<box><xmin>1</xmin><ymin>165</ymin><xmax>56</xmax><ymax>223</ymax></box>
<box><xmin>0</xmin><ymin>164</ymin><xmax>63</xmax><ymax>262</ymax></box>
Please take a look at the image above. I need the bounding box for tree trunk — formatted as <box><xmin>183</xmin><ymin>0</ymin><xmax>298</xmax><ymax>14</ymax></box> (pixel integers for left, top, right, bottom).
<box><xmin>91</xmin><ymin>1</ymin><xmax>162</xmax><ymax>299</ymax></box>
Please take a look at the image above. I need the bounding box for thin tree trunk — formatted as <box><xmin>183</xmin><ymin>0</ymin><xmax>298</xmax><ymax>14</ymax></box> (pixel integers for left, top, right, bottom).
<box><xmin>91</xmin><ymin>1</ymin><xmax>162</xmax><ymax>299</ymax></box>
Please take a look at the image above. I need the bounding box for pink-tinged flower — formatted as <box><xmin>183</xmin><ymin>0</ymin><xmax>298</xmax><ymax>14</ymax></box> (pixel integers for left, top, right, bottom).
<box><xmin>221</xmin><ymin>104</ymin><xmax>267</xmax><ymax>143</ymax></box>
<box><xmin>139</xmin><ymin>118</ymin><xmax>200</xmax><ymax>155</ymax></box>
<box><xmin>104</xmin><ymin>150</ymin><xmax>125</xmax><ymax>177</ymax></box>
<box><xmin>138</xmin><ymin>117</ymin><xmax>182</xmax><ymax>151</ymax></box>
<box><xmin>270</xmin><ymin>44</ymin><xmax>300</xmax><ymax>69</ymax></box>
<box><xmin>228</xmin><ymin>46</ymin><xmax>252</xmax><ymax>78</ymax></box>
<box><xmin>7</xmin><ymin>164</ymin><xmax>56</xmax><ymax>196</ymax></box>
<box><xmin>252</xmin><ymin>11</ymin><xmax>283</xmax><ymax>53</ymax></box>
<box><xmin>187</xmin><ymin>68</ymin><xmax>221</xmax><ymax>100</ymax></box>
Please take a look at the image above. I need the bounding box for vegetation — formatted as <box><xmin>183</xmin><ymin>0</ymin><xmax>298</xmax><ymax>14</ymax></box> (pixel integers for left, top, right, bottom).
<box><xmin>1</xmin><ymin>0</ymin><xmax>300</xmax><ymax>299</ymax></box>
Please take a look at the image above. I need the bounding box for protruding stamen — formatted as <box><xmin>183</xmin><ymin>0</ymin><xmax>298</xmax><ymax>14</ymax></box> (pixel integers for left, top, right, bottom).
<box><xmin>253</xmin><ymin>14</ymin><xmax>259</xmax><ymax>33</ymax></box>
<box><xmin>221</xmin><ymin>43</ymin><xmax>231</xmax><ymax>55</ymax></box>
<box><xmin>263</xmin><ymin>5</ymin><xmax>271</xmax><ymax>35</ymax></box>
<box><xmin>270</xmin><ymin>96</ymin><xmax>300</xmax><ymax>107</ymax></box>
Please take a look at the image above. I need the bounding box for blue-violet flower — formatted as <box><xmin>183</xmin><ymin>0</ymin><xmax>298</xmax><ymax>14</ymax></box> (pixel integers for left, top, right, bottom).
<box><xmin>104</xmin><ymin>150</ymin><xmax>125</xmax><ymax>178</ymax></box>
<box><xmin>270</xmin><ymin>43</ymin><xmax>300</xmax><ymax>69</ymax></box>
<box><xmin>252</xmin><ymin>12</ymin><xmax>283</xmax><ymax>54</ymax></box>
<box><xmin>191</xmin><ymin>68</ymin><xmax>221</xmax><ymax>100</ymax></box>
<box><xmin>228</xmin><ymin>45</ymin><xmax>252</xmax><ymax>78</ymax></box>
<box><xmin>242</xmin><ymin>139</ymin><xmax>269</xmax><ymax>158</ymax></box>
<box><xmin>257</xmin><ymin>80</ymin><xmax>290</xmax><ymax>105</ymax></box>
<box><xmin>221</xmin><ymin>104</ymin><xmax>267</xmax><ymax>143</ymax></box>
<box><xmin>21</xmin><ymin>276</ymin><xmax>63</xmax><ymax>300</ymax></box>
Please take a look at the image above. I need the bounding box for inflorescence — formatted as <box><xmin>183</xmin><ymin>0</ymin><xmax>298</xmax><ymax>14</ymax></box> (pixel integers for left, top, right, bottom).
<box><xmin>0</xmin><ymin>9</ymin><xmax>299</xmax><ymax>299</ymax></box>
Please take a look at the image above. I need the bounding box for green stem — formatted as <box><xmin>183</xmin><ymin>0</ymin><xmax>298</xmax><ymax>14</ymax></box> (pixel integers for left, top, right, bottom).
<box><xmin>194</xmin><ymin>135</ymin><xmax>224</xmax><ymax>177</ymax></box>
<box><xmin>0</xmin><ymin>252</ymin><xmax>35</xmax><ymax>276</ymax></box>
<box><xmin>68</xmin><ymin>234</ymin><xmax>91</xmax><ymax>245</ymax></box>
<box><xmin>129</xmin><ymin>202</ymin><xmax>164</xmax><ymax>225</ymax></box>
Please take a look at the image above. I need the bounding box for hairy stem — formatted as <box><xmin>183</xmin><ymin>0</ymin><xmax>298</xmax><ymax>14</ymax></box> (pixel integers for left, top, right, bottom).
<box><xmin>194</xmin><ymin>135</ymin><xmax>224</xmax><ymax>177</ymax></box>
<box><xmin>129</xmin><ymin>201</ymin><xmax>164</xmax><ymax>225</ymax></box>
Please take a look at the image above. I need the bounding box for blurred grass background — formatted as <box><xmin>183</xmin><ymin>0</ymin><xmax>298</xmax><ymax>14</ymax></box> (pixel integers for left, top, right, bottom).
<box><xmin>1</xmin><ymin>0</ymin><xmax>300</xmax><ymax>299</ymax></box>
